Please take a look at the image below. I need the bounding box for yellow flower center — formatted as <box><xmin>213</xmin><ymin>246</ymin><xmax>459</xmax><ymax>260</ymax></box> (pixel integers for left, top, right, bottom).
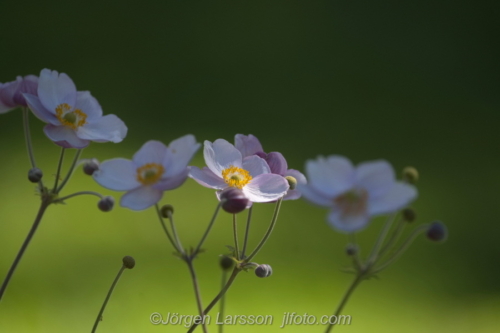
<box><xmin>55</xmin><ymin>103</ymin><xmax>88</xmax><ymax>129</ymax></box>
<box><xmin>334</xmin><ymin>189</ymin><xmax>368</xmax><ymax>216</ymax></box>
<box><xmin>136</xmin><ymin>163</ymin><xmax>165</xmax><ymax>185</ymax></box>
<box><xmin>222</xmin><ymin>165</ymin><xmax>252</xmax><ymax>189</ymax></box>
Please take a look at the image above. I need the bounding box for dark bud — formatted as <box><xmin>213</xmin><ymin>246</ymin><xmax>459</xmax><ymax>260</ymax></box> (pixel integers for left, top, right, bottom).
<box><xmin>98</xmin><ymin>196</ymin><xmax>115</xmax><ymax>212</ymax></box>
<box><xmin>255</xmin><ymin>264</ymin><xmax>273</xmax><ymax>278</ymax></box>
<box><xmin>402</xmin><ymin>166</ymin><xmax>419</xmax><ymax>184</ymax></box>
<box><xmin>402</xmin><ymin>208</ymin><xmax>417</xmax><ymax>222</ymax></box>
<box><xmin>122</xmin><ymin>256</ymin><xmax>136</xmax><ymax>269</ymax></box>
<box><xmin>28</xmin><ymin>167</ymin><xmax>43</xmax><ymax>183</ymax></box>
<box><xmin>83</xmin><ymin>158</ymin><xmax>100</xmax><ymax>176</ymax></box>
<box><xmin>160</xmin><ymin>204</ymin><xmax>174</xmax><ymax>218</ymax></box>
<box><xmin>219</xmin><ymin>256</ymin><xmax>234</xmax><ymax>271</ymax></box>
<box><xmin>345</xmin><ymin>244</ymin><xmax>358</xmax><ymax>256</ymax></box>
<box><xmin>285</xmin><ymin>176</ymin><xmax>297</xmax><ymax>190</ymax></box>
<box><xmin>220</xmin><ymin>188</ymin><xmax>250</xmax><ymax>214</ymax></box>
<box><xmin>426</xmin><ymin>221</ymin><xmax>448</xmax><ymax>242</ymax></box>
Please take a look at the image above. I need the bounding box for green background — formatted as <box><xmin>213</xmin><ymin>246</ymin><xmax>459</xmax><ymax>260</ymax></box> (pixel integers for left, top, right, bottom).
<box><xmin>0</xmin><ymin>1</ymin><xmax>498</xmax><ymax>332</ymax></box>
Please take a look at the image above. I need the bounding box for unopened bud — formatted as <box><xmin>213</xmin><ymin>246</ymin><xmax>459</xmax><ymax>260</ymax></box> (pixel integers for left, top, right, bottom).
<box><xmin>28</xmin><ymin>167</ymin><xmax>43</xmax><ymax>183</ymax></box>
<box><xmin>219</xmin><ymin>256</ymin><xmax>234</xmax><ymax>271</ymax></box>
<box><xmin>426</xmin><ymin>221</ymin><xmax>447</xmax><ymax>242</ymax></box>
<box><xmin>402</xmin><ymin>208</ymin><xmax>416</xmax><ymax>222</ymax></box>
<box><xmin>285</xmin><ymin>176</ymin><xmax>297</xmax><ymax>190</ymax></box>
<box><xmin>220</xmin><ymin>188</ymin><xmax>250</xmax><ymax>214</ymax></box>
<box><xmin>122</xmin><ymin>256</ymin><xmax>136</xmax><ymax>269</ymax></box>
<box><xmin>255</xmin><ymin>264</ymin><xmax>273</xmax><ymax>278</ymax></box>
<box><xmin>402</xmin><ymin>166</ymin><xmax>419</xmax><ymax>184</ymax></box>
<box><xmin>160</xmin><ymin>204</ymin><xmax>174</xmax><ymax>218</ymax></box>
<box><xmin>83</xmin><ymin>158</ymin><xmax>100</xmax><ymax>175</ymax></box>
<box><xmin>98</xmin><ymin>196</ymin><xmax>114</xmax><ymax>212</ymax></box>
<box><xmin>345</xmin><ymin>244</ymin><xmax>358</xmax><ymax>256</ymax></box>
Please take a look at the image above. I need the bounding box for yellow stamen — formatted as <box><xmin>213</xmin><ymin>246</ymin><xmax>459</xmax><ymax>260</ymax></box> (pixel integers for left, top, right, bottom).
<box><xmin>222</xmin><ymin>165</ymin><xmax>252</xmax><ymax>189</ymax></box>
<box><xmin>55</xmin><ymin>103</ymin><xmax>88</xmax><ymax>129</ymax></box>
<box><xmin>136</xmin><ymin>163</ymin><xmax>165</xmax><ymax>185</ymax></box>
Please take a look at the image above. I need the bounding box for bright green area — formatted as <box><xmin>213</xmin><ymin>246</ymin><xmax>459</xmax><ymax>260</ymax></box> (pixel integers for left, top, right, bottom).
<box><xmin>0</xmin><ymin>1</ymin><xmax>499</xmax><ymax>332</ymax></box>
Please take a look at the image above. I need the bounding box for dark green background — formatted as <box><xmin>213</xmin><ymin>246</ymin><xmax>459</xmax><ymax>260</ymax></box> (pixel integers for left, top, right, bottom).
<box><xmin>0</xmin><ymin>1</ymin><xmax>498</xmax><ymax>332</ymax></box>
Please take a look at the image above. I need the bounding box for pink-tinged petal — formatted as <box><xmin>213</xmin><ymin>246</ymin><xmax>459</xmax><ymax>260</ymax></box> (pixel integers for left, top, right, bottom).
<box><xmin>132</xmin><ymin>140</ymin><xmax>167</xmax><ymax>165</ymax></box>
<box><xmin>242</xmin><ymin>155</ymin><xmax>270</xmax><ymax>177</ymax></box>
<box><xmin>242</xmin><ymin>173</ymin><xmax>289</xmax><ymax>202</ymax></box>
<box><xmin>76</xmin><ymin>114</ymin><xmax>127</xmax><ymax>143</ymax></box>
<box><xmin>24</xmin><ymin>94</ymin><xmax>60</xmax><ymax>124</ymax></box>
<box><xmin>368</xmin><ymin>182</ymin><xmax>418</xmax><ymax>215</ymax></box>
<box><xmin>355</xmin><ymin>160</ymin><xmax>395</xmax><ymax>198</ymax></box>
<box><xmin>298</xmin><ymin>183</ymin><xmax>332</xmax><ymax>207</ymax></box>
<box><xmin>38</xmin><ymin>69</ymin><xmax>77</xmax><ymax>113</ymax></box>
<box><xmin>74</xmin><ymin>91</ymin><xmax>102</xmax><ymax>121</ymax></box>
<box><xmin>43</xmin><ymin>124</ymin><xmax>89</xmax><ymax>148</ymax></box>
<box><xmin>154</xmin><ymin>169</ymin><xmax>189</xmax><ymax>191</ymax></box>
<box><xmin>189</xmin><ymin>166</ymin><xmax>227</xmax><ymax>189</ymax></box>
<box><xmin>282</xmin><ymin>169</ymin><xmax>307</xmax><ymax>200</ymax></box>
<box><xmin>234</xmin><ymin>134</ymin><xmax>263</xmax><ymax>158</ymax></box>
<box><xmin>306</xmin><ymin>155</ymin><xmax>354</xmax><ymax>197</ymax></box>
<box><xmin>327</xmin><ymin>209</ymin><xmax>370</xmax><ymax>233</ymax></box>
<box><xmin>14</xmin><ymin>75</ymin><xmax>38</xmax><ymax>106</ymax></box>
<box><xmin>92</xmin><ymin>158</ymin><xmax>140</xmax><ymax>191</ymax></box>
<box><xmin>204</xmin><ymin>139</ymin><xmax>242</xmax><ymax>176</ymax></box>
<box><xmin>265</xmin><ymin>152</ymin><xmax>288</xmax><ymax>175</ymax></box>
<box><xmin>163</xmin><ymin>135</ymin><xmax>200</xmax><ymax>178</ymax></box>
<box><xmin>120</xmin><ymin>186</ymin><xmax>163</xmax><ymax>211</ymax></box>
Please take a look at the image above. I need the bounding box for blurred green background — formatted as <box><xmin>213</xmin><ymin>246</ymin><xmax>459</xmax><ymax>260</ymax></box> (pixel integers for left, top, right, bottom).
<box><xmin>1</xmin><ymin>1</ymin><xmax>499</xmax><ymax>332</ymax></box>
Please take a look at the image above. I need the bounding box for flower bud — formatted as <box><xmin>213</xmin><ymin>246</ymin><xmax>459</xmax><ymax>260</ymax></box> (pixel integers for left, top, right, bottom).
<box><xmin>219</xmin><ymin>256</ymin><xmax>234</xmax><ymax>271</ymax></box>
<box><xmin>83</xmin><ymin>158</ymin><xmax>100</xmax><ymax>175</ymax></box>
<box><xmin>98</xmin><ymin>196</ymin><xmax>115</xmax><ymax>212</ymax></box>
<box><xmin>402</xmin><ymin>208</ymin><xmax>416</xmax><ymax>222</ymax></box>
<box><xmin>402</xmin><ymin>166</ymin><xmax>419</xmax><ymax>184</ymax></box>
<box><xmin>426</xmin><ymin>221</ymin><xmax>447</xmax><ymax>242</ymax></box>
<box><xmin>122</xmin><ymin>256</ymin><xmax>136</xmax><ymax>269</ymax></box>
<box><xmin>160</xmin><ymin>204</ymin><xmax>174</xmax><ymax>218</ymax></box>
<box><xmin>28</xmin><ymin>167</ymin><xmax>43</xmax><ymax>183</ymax></box>
<box><xmin>285</xmin><ymin>176</ymin><xmax>297</xmax><ymax>190</ymax></box>
<box><xmin>219</xmin><ymin>188</ymin><xmax>250</xmax><ymax>214</ymax></box>
<box><xmin>345</xmin><ymin>244</ymin><xmax>358</xmax><ymax>256</ymax></box>
<box><xmin>255</xmin><ymin>264</ymin><xmax>273</xmax><ymax>278</ymax></box>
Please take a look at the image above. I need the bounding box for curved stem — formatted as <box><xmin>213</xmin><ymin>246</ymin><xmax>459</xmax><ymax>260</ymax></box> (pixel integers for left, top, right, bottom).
<box><xmin>185</xmin><ymin>259</ymin><xmax>208</xmax><ymax>333</ymax></box>
<box><xmin>155</xmin><ymin>204</ymin><xmax>180</xmax><ymax>253</ymax></box>
<box><xmin>378</xmin><ymin>216</ymin><xmax>405</xmax><ymax>259</ymax></box>
<box><xmin>241</xmin><ymin>206</ymin><xmax>253</xmax><ymax>259</ymax></box>
<box><xmin>166</xmin><ymin>210</ymin><xmax>184</xmax><ymax>255</ymax></box>
<box><xmin>192</xmin><ymin>203</ymin><xmax>221</xmax><ymax>256</ymax></box>
<box><xmin>56</xmin><ymin>149</ymin><xmax>82</xmax><ymax>193</ymax></box>
<box><xmin>366</xmin><ymin>212</ymin><xmax>398</xmax><ymax>265</ymax></box>
<box><xmin>0</xmin><ymin>198</ymin><xmax>51</xmax><ymax>301</ymax></box>
<box><xmin>52</xmin><ymin>147</ymin><xmax>66</xmax><ymax>192</ymax></box>
<box><xmin>232</xmin><ymin>214</ymin><xmax>240</xmax><ymax>260</ymax></box>
<box><xmin>52</xmin><ymin>191</ymin><xmax>103</xmax><ymax>203</ymax></box>
<box><xmin>22</xmin><ymin>108</ymin><xmax>44</xmax><ymax>189</ymax></box>
<box><xmin>91</xmin><ymin>265</ymin><xmax>126</xmax><ymax>333</ymax></box>
<box><xmin>245</xmin><ymin>198</ymin><xmax>282</xmax><ymax>262</ymax></box>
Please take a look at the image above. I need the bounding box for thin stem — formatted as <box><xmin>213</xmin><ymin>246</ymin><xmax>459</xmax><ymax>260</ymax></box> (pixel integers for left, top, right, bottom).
<box><xmin>52</xmin><ymin>191</ymin><xmax>104</xmax><ymax>203</ymax></box>
<box><xmin>245</xmin><ymin>198</ymin><xmax>282</xmax><ymax>262</ymax></box>
<box><xmin>52</xmin><ymin>147</ymin><xmax>66</xmax><ymax>192</ymax></box>
<box><xmin>218</xmin><ymin>269</ymin><xmax>228</xmax><ymax>333</ymax></box>
<box><xmin>0</xmin><ymin>198</ymin><xmax>51</xmax><ymax>301</ymax></box>
<box><xmin>241</xmin><ymin>206</ymin><xmax>253</xmax><ymax>259</ymax></box>
<box><xmin>232</xmin><ymin>214</ymin><xmax>240</xmax><ymax>260</ymax></box>
<box><xmin>166</xmin><ymin>211</ymin><xmax>184</xmax><ymax>255</ymax></box>
<box><xmin>324</xmin><ymin>273</ymin><xmax>364</xmax><ymax>333</ymax></box>
<box><xmin>185</xmin><ymin>259</ymin><xmax>208</xmax><ymax>333</ymax></box>
<box><xmin>22</xmin><ymin>108</ymin><xmax>44</xmax><ymax>189</ymax></box>
<box><xmin>91</xmin><ymin>265</ymin><xmax>126</xmax><ymax>333</ymax></box>
<box><xmin>56</xmin><ymin>149</ymin><xmax>82</xmax><ymax>193</ymax></box>
<box><xmin>366</xmin><ymin>212</ymin><xmax>398</xmax><ymax>265</ymax></box>
<box><xmin>155</xmin><ymin>204</ymin><xmax>181</xmax><ymax>253</ymax></box>
<box><xmin>378</xmin><ymin>216</ymin><xmax>405</xmax><ymax>259</ymax></box>
<box><xmin>187</xmin><ymin>268</ymin><xmax>241</xmax><ymax>333</ymax></box>
<box><xmin>192</xmin><ymin>202</ymin><xmax>222</xmax><ymax>256</ymax></box>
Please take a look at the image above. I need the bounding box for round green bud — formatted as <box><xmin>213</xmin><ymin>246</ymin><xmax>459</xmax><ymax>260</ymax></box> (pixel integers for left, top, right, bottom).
<box><xmin>285</xmin><ymin>176</ymin><xmax>297</xmax><ymax>190</ymax></box>
<box><xmin>345</xmin><ymin>244</ymin><xmax>358</xmax><ymax>256</ymax></box>
<box><xmin>402</xmin><ymin>166</ymin><xmax>419</xmax><ymax>184</ymax></box>
<box><xmin>402</xmin><ymin>208</ymin><xmax>417</xmax><ymax>222</ymax></box>
<box><xmin>122</xmin><ymin>256</ymin><xmax>136</xmax><ymax>269</ymax></box>
<box><xmin>160</xmin><ymin>204</ymin><xmax>174</xmax><ymax>218</ymax></box>
<box><xmin>219</xmin><ymin>256</ymin><xmax>234</xmax><ymax>271</ymax></box>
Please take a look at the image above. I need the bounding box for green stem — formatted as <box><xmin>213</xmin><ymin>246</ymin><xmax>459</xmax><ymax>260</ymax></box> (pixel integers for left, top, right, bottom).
<box><xmin>241</xmin><ymin>206</ymin><xmax>253</xmax><ymax>259</ymax></box>
<box><xmin>166</xmin><ymin>210</ymin><xmax>184</xmax><ymax>255</ymax></box>
<box><xmin>218</xmin><ymin>269</ymin><xmax>228</xmax><ymax>333</ymax></box>
<box><xmin>232</xmin><ymin>214</ymin><xmax>240</xmax><ymax>260</ymax></box>
<box><xmin>22</xmin><ymin>108</ymin><xmax>44</xmax><ymax>189</ymax></box>
<box><xmin>56</xmin><ymin>149</ymin><xmax>82</xmax><ymax>193</ymax></box>
<box><xmin>0</xmin><ymin>197</ymin><xmax>51</xmax><ymax>301</ymax></box>
<box><xmin>155</xmin><ymin>204</ymin><xmax>181</xmax><ymax>253</ymax></box>
<box><xmin>378</xmin><ymin>216</ymin><xmax>405</xmax><ymax>259</ymax></box>
<box><xmin>91</xmin><ymin>265</ymin><xmax>126</xmax><ymax>333</ymax></box>
<box><xmin>52</xmin><ymin>147</ymin><xmax>66</xmax><ymax>192</ymax></box>
<box><xmin>52</xmin><ymin>191</ymin><xmax>104</xmax><ymax>203</ymax></box>
<box><xmin>366</xmin><ymin>212</ymin><xmax>398</xmax><ymax>265</ymax></box>
<box><xmin>192</xmin><ymin>203</ymin><xmax>221</xmax><ymax>256</ymax></box>
<box><xmin>185</xmin><ymin>259</ymin><xmax>208</xmax><ymax>333</ymax></box>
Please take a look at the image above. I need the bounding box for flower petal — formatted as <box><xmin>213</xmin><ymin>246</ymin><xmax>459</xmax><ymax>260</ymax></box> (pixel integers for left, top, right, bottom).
<box><xmin>131</xmin><ymin>140</ymin><xmax>167</xmax><ymax>165</ymax></box>
<box><xmin>368</xmin><ymin>182</ymin><xmax>418</xmax><ymax>215</ymax></box>
<box><xmin>306</xmin><ymin>155</ymin><xmax>354</xmax><ymax>197</ymax></box>
<box><xmin>355</xmin><ymin>160</ymin><xmax>395</xmax><ymax>198</ymax></box>
<box><xmin>92</xmin><ymin>158</ymin><xmax>140</xmax><ymax>191</ymax></box>
<box><xmin>74</xmin><ymin>91</ymin><xmax>103</xmax><ymax>121</ymax></box>
<box><xmin>120</xmin><ymin>186</ymin><xmax>163</xmax><ymax>211</ymax></box>
<box><xmin>154</xmin><ymin>169</ymin><xmax>190</xmax><ymax>191</ymax></box>
<box><xmin>265</xmin><ymin>152</ymin><xmax>288</xmax><ymax>175</ymax></box>
<box><xmin>76</xmin><ymin>114</ymin><xmax>127</xmax><ymax>143</ymax></box>
<box><xmin>327</xmin><ymin>209</ymin><xmax>370</xmax><ymax>233</ymax></box>
<box><xmin>24</xmin><ymin>94</ymin><xmax>60</xmax><ymax>124</ymax></box>
<box><xmin>204</xmin><ymin>139</ymin><xmax>242</xmax><ymax>176</ymax></box>
<box><xmin>44</xmin><ymin>124</ymin><xmax>89</xmax><ymax>148</ymax></box>
<box><xmin>38</xmin><ymin>69</ymin><xmax>77</xmax><ymax>113</ymax></box>
<box><xmin>242</xmin><ymin>155</ymin><xmax>270</xmax><ymax>177</ymax></box>
<box><xmin>189</xmin><ymin>166</ymin><xmax>227</xmax><ymax>189</ymax></box>
<box><xmin>234</xmin><ymin>134</ymin><xmax>263</xmax><ymax>158</ymax></box>
<box><xmin>242</xmin><ymin>173</ymin><xmax>289</xmax><ymax>202</ymax></box>
<box><xmin>163</xmin><ymin>135</ymin><xmax>200</xmax><ymax>178</ymax></box>
<box><xmin>297</xmin><ymin>183</ymin><xmax>332</xmax><ymax>207</ymax></box>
